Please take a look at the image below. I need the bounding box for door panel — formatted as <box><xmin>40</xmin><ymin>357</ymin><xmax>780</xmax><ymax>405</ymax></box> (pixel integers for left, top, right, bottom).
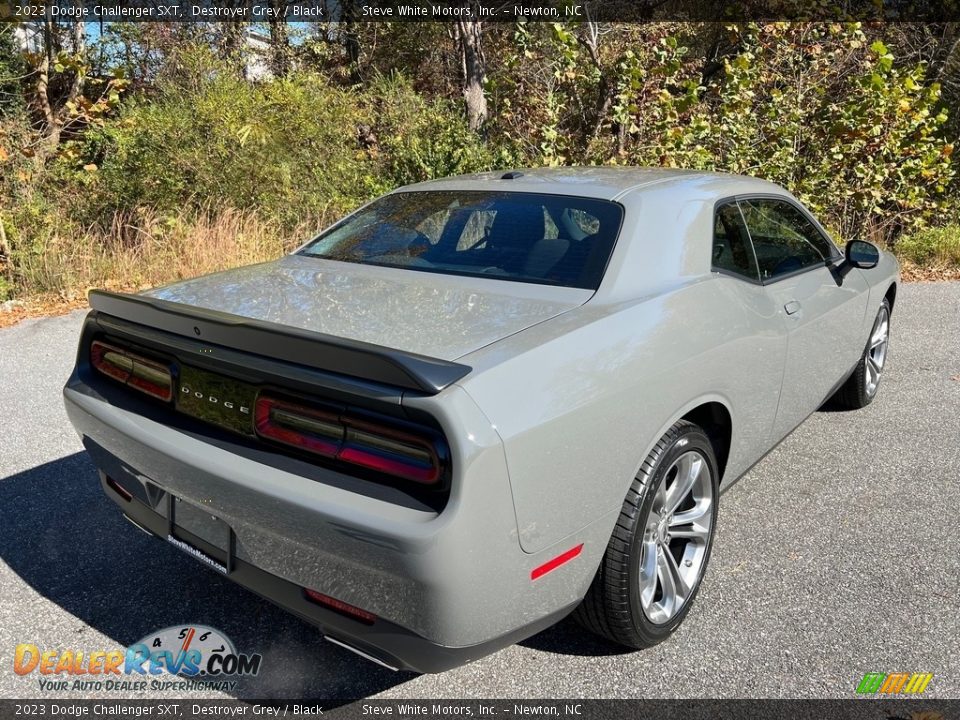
<box><xmin>764</xmin><ymin>266</ymin><xmax>868</xmax><ymax>440</ymax></box>
<box><xmin>735</xmin><ymin>197</ymin><xmax>868</xmax><ymax>440</ymax></box>
<box><xmin>715</xmin><ymin>278</ymin><xmax>789</xmax><ymax>480</ymax></box>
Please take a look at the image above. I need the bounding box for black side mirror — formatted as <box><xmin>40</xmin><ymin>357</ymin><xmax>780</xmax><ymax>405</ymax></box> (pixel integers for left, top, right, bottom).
<box><xmin>845</xmin><ymin>240</ymin><xmax>880</xmax><ymax>270</ymax></box>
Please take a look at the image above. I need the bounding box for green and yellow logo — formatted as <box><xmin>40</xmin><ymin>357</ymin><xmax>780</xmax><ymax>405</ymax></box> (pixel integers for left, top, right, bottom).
<box><xmin>856</xmin><ymin>672</ymin><xmax>934</xmax><ymax>695</ymax></box>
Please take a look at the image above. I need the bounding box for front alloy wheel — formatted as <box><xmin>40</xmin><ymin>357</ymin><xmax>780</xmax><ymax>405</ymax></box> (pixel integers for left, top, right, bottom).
<box><xmin>864</xmin><ymin>304</ymin><xmax>890</xmax><ymax>398</ymax></box>
<box><xmin>638</xmin><ymin>450</ymin><xmax>714</xmax><ymax>625</ymax></box>
<box><xmin>574</xmin><ymin>420</ymin><xmax>719</xmax><ymax>648</ymax></box>
<box><xmin>831</xmin><ymin>298</ymin><xmax>892</xmax><ymax>410</ymax></box>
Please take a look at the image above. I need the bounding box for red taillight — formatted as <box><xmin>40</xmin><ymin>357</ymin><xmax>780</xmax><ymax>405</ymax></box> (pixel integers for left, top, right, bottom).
<box><xmin>255</xmin><ymin>396</ymin><xmax>343</xmax><ymax>457</ymax></box>
<box><xmin>304</xmin><ymin>588</ymin><xmax>376</xmax><ymax>625</ymax></box>
<box><xmin>90</xmin><ymin>340</ymin><xmax>174</xmax><ymax>402</ymax></box>
<box><xmin>339</xmin><ymin>417</ymin><xmax>440</xmax><ymax>484</ymax></box>
<box><xmin>254</xmin><ymin>394</ymin><xmax>444</xmax><ymax>485</ymax></box>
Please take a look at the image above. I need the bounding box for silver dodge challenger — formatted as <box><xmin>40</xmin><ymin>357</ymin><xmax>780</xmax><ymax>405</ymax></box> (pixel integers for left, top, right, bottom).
<box><xmin>63</xmin><ymin>168</ymin><xmax>899</xmax><ymax>672</ymax></box>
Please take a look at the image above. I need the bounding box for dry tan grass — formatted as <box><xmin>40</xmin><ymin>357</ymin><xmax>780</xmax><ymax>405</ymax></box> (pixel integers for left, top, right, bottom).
<box><xmin>0</xmin><ymin>206</ymin><xmax>323</xmax><ymax>327</ymax></box>
<box><xmin>13</xmin><ymin>206</ymin><xmax>319</xmax><ymax>301</ymax></box>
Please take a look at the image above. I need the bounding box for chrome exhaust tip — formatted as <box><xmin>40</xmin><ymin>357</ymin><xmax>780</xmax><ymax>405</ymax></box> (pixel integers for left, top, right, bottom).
<box><xmin>325</xmin><ymin>636</ymin><xmax>399</xmax><ymax>671</ymax></box>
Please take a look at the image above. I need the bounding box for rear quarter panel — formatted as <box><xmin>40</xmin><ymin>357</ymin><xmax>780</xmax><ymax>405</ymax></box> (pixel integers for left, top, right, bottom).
<box><xmin>456</xmin><ymin>277</ymin><xmax>787</xmax><ymax>554</ymax></box>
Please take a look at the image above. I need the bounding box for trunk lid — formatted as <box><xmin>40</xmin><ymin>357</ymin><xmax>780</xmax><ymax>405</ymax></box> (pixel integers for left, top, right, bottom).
<box><xmin>141</xmin><ymin>255</ymin><xmax>590</xmax><ymax>361</ymax></box>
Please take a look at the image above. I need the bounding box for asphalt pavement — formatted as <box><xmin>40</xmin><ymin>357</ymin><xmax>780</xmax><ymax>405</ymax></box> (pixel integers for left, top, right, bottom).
<box><xmin>0</xmin><ymin>282</ymin><xmax>957</xmax><ymax>700</ymax></box>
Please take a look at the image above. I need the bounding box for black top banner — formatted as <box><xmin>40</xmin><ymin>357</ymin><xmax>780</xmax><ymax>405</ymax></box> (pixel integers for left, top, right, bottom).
<box><xmin>4</xmin><ymin>0</ymin><xmax>960</xmax><ymax>22</ymax></box>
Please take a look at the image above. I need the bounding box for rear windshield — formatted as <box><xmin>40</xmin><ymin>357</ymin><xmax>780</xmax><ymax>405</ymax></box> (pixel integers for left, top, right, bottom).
<box><xmin>299</xmin><ymin>191</ymin><xmax>624</xmax><ymax>290</ymax></box>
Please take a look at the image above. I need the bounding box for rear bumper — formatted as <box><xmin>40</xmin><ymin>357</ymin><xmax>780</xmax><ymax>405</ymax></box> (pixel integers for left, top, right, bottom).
<box><xmin>63</xmin><ymin>378</ymin><xmax>601</xmax><ymax>672</ymax></box>
<box><xmin>101</xmin><ymin>472</ymin><xmax>574</xmax><ymax>673</ymax></box>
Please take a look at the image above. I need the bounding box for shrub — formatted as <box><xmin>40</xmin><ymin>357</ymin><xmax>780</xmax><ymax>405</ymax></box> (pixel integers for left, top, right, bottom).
<box><xmin>69</xmin><ymin>71</ymin><xmax>375</xmax><ymax>229</ymax></box>
<box><xmin>895</xmin><ymin>226</ymin><xmax>960</xmax><ymax>268</ymax></box>
<box><xmin>6</xmin><ymin>63</ymin><xmax>494</xmax><ymax>302</ymax></box>
<box><xmin>365</xmin><ymin>73</ymin><xmax>494</xmax><ymax>189</ymax></box>
<box><xmin>59</xmin><ymin>68</ymin><xmax>493</xmax><ymax>231</ymax></box>
<box><xmin>609</xmin><ymin>24</ymin><xmax>956</xmax><ymax>241</ymax></box>
<box><xmin>0</xmin><ymin>26</ymin><xmax>26</xmax><ymax>117</ymax></box>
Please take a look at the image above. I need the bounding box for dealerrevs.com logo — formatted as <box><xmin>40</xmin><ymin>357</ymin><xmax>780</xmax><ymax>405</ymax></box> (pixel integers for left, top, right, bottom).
<box><xmin>14</xmin><ymin>625</ymin><xmax>262</xmax><ymax>693</ymax></box>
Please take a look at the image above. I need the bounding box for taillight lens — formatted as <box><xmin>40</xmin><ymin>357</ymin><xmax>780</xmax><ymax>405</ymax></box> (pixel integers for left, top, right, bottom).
<box><xmin>90</xmin><ymin>340</ymin><xmax>174</xmax><ymax>402</ymax></box>
<box><xmin>255</xmin><ymin>396</ymin><xmax>343</xmax><ymax>457</ymax></box>
<box><xmin>339</xmin><ymin>418</ymin><xmax>440</xmax><ymax>484</ymax></box>
<box><xmin>255</xmin><ymin>393</ymin><xmax>444</xmax><ymax>485</ymax></box>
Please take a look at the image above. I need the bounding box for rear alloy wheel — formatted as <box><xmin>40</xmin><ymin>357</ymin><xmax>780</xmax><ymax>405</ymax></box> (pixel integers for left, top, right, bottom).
<box><xmin>573</xmin><ymin>420</ymin><xmax>719</xmax><ymax>648</ymax></box>
<box><xmin>831</xmin><ymin>298</ymin><xmax>891</xmax><ymax>410</ymax></box>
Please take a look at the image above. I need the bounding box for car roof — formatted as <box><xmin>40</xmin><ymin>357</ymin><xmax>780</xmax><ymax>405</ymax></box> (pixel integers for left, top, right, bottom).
<box><xmin>397</xmin><ymin>166</ymin><xmax>786</xmax><ymax>201</ymax></box>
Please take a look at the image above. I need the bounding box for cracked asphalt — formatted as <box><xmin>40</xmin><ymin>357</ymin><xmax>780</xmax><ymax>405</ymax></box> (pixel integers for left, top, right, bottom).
<box><xmin>0</xmin><ymin>282</ymin><xmax>957</xmax><ymax>700</ymax></box>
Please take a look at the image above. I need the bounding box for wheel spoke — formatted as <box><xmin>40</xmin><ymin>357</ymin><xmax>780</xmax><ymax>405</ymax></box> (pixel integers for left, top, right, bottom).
<box><xmin>668</xmin><ymin>526</ymin><xmax>710</xmax><ymax>542</ymax></box>
<box><xmin>656</xmin><ymin>545</ymin><xmax>688</xmax><ymax>618</ymax></box>
<box><xmin>665</xmin><ymin>547</ymin><xmax>689</xmax><ymax>598</ymax></box>
<box><xmin>665</xmin><ymin>454</ymin><xmax>701</xmax><ymax>515</ymax></box>
<box><xmin>669</xmin><ymin>506</ymin><xmax>711</xmax><ymax>541</ymax></box>
<box><xmin>670</xmin><ymin>500</ymin><xmax>709</xmax><ymax>526</ymax></box>
<box><xmin>670</xmin><ymin>524</ymin><xmax>710</xmax><ymax>543</ymax></box>
<box><xmin>654</xmin><ymin>475</ymin><xmax>667</xmax><ymax>515</ymax></box>
<box><xmin>655</xmin><ymin>545</ymin><xmax>677</xmax><ymax>614</ymax></box>
<box><xmin>638</xmin><ymin>538</ymin><xmax>658</xmax><ymax>608</ymax></box>
<box><xmin>870</xmin><ymin>321</ymin><xmax>888</xmax><ymax>349</ymax></box>
<box><xmin>867</xmin><ymin>356</ymin><xmax>881</xmax><ymax>381</ymax></box>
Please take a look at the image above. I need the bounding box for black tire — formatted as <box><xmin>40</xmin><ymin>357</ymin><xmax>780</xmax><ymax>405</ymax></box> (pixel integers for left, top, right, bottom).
<box><xmin>573</xmin><ymin>420</ymin><xmax>719</xmax><ymax>648</ymax></box>
<box><xmin>830</xmin><ymin>298</ymin><xmax>891</xmax><ymax>410</ymax></box>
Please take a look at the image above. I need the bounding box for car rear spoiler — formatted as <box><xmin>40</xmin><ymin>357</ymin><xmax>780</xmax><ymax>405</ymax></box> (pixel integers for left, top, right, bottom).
<box><xmin>88</xmin><ymin>290</ymin><xmax>471</xmax><ymax>395</ymax></box>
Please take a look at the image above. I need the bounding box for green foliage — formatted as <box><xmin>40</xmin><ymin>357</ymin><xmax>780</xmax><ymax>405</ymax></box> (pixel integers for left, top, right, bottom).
<box><xmin>363</xmin><ymin>73</ymin><xmax>494</xmax><ymax>189</ymax></box>
<box><xmin>58</xmin><ymin>65</ymin><xmax>491</xmax><ymax>230</ymax></box>
<box><xmin>611</xmin><ymin>33</ymin><xmax>710</xmax><ymax>168</ymax></box>
<box><xmin>895</xmin><ymin>225</ymin><xmax>960</xmax><ymax>268</ymax></box>
<box><xmin>0</xmin><ymin>26</ymin><xmax>26</xmax><ymax>117</ymax></box>
<box><xmin>612</xmin><ymin>23</ymin><xmax>955</xmax><ymax>241</ymax></box>
<box><xmin>68</xmin><ymin>71</ymin><xmax>372</xmax><ymax>227</ymax></box>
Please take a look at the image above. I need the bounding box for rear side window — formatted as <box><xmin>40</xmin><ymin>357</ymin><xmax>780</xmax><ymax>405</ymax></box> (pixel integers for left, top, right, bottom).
<box><xmin>713</xmin><ymin>202</ymin><xmax>759</xmax><ymax>282</ymax></box>
<box><xmin>300</xmin><ymin>191</ymin><xmax>624</xmax><ymax>290</ymax></box>
<box><xmin>738</xmin><ymin>198</ymin><xmax>838</xmax><ymax>281</ymax></box>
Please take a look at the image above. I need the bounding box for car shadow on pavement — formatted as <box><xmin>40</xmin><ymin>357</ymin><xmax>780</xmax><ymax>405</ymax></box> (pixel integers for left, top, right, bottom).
<box><xmin>0</xmin><ymin>453</ymin><xmax>412</xmax><ymax>700</ymax></box>
<box><xmin>518</xmin><ymin>616</ymin><xmax>634</xmax><ymax>658</ymax></box>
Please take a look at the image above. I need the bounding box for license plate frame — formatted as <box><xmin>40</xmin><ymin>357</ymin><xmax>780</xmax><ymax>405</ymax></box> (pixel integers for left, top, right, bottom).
<box><xmin>166</xmin><ymin>495</ymin><xmax>232</xmax><ymax>576</ymax></box>
<box><xmin>165</xmin><ymin>534</ymin><xmax>228</xmax><ymax>576</ymax></box>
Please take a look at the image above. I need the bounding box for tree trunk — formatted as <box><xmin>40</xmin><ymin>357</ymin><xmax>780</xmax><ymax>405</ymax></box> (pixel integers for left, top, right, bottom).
<box><xmin>576</xmin><ymin>21</ymin><xmax>612</xmax><ymax>141</ymax></box>
<box><xmin>36</xmin><ymin>17</ymin><xmax>85</xmax><ymax>154</ymax></box>
<box><xmin>36</xmin><ymin>30</ymin><xmax>61</xmax><ymax>152</ymax></box>
<box><xmin>340</xmin><ymin>0</ymin><xmax>362</xmax><ymax>85</ymax></box>
<box><xmin>67</xmin><ymin>11</ymin><xmax>85</xmax><ymax>104</ymax></box>
<box><xmin>0</xmin><ymin>216</ymin><xmax>10</xmax><ymax>265</ymax></box>
<box><xmin>268</xmin><ymin>0</ymin><xmax>291</xmax><ymax>76</ymax></box>
<box><xmin>220</xmin><ymin>21</ymin><xmax>247</xmax><ymax>79</ymax></box>
<box><xmin>455</xmin><ymin>19</ymin><xmax>487</xmax><ymax>132</ymax></box>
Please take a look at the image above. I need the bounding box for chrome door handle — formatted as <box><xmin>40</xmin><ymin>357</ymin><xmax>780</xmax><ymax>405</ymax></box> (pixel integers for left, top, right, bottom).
<box><xmin>784</xmin><ymin>300</ymin><xmax>802</xmax><ymax>315</ymax></box>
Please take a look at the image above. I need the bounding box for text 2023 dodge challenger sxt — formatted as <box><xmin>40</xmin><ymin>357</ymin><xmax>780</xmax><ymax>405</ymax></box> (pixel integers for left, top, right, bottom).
<box><xmin>63</xmin><ymin>168</ymin><xmax>898</xmax><ymax>672</ymax></box>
